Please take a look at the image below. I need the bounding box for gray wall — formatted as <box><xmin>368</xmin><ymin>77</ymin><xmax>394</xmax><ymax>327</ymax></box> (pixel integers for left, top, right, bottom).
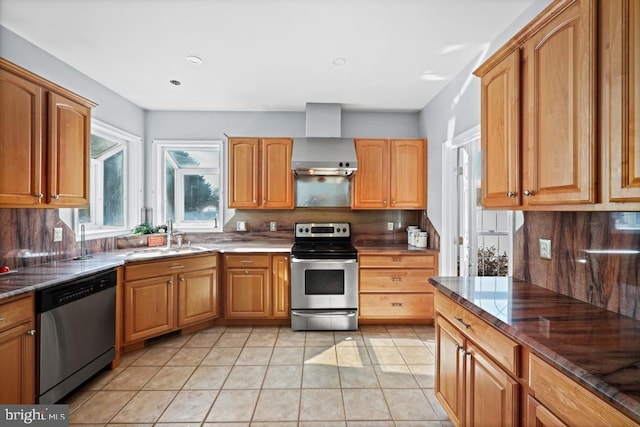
<box><xmin>0</xmin><ymin>25</ymin><xmax>145</xmax><ymax>137</ymax></box>
<box><xmin>418</xmin><ymin>0</ymin><xmax>554</xmax><ymax>236</ymax></box>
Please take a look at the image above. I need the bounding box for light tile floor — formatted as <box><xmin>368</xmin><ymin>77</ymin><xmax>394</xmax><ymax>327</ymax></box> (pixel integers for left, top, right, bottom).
<box><xmin>66</xmin><ymin>324</ymin><xmax>453</xmax><ymax>426</ymax></box>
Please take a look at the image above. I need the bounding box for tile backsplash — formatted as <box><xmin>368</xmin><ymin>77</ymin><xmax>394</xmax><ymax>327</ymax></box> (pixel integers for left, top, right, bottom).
<box><xmin>514</xmin><ymin>211</ymin><xmax>640</xmax><ymax>320</ymax></box>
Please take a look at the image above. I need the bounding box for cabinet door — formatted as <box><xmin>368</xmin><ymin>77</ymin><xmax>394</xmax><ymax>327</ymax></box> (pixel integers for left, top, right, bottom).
<box><xmin>435</xmin><ymin>317</ymin><xmax>465</xmax><ymax>426</ymax></box>
<box><xmin>389</xmin><ymin>139</ymin><xmax>426</xmax><ymax>209</ymax></box>
<box><xmin>527</xmin><ymin>395</ymin><xmax>568</xmax><ymax>427</ymax></box>
<box><xmin>466</xmin><ymin>342</ymin><xmax>518</xmax><ymax>427</ymax></box>
<box><xmin>0</xmin><ymin>322</ymin><xmax>35</xmax><ymax>404</ymax></box>
<box><xmin>608</xmin><ymin>0</ymin><xmax>640</xmax><ymax>201</ymax></box>
<box><xmin>124</xmin><ymin>275</ymin><xmax>175</xmax><ymax>343</ymax></box>
<box><xmin>353</xmin><ymin>139</ymin><xmax>389</xmax><ymax>208</ymax></box>
<box><xmin>229</xmin><ymin>138</ymin><xmax>259</xmax><ymax>208</ymax></box>
<box><xmin>521</xmin><ymin>0</ymin><xmax>596</xmax><ymax>205</ymax></box>
<box><xmin>48</xmin><ymin>92</ymin><xmax>91</xmax><ymax>207</ymax></box>
<box><xmin>271</xmin><ymin>255</ymin><xmax>290</xmax><ymax>319</ymax></box>
<box><xmin>177</xmin><ymin>268</ymin><xmax>217</xmax><ymax>327</ymax></box>
<box><xmin>480</xmin><ymin>50</ymin><xmax>521</xmax><ymax>208</ymax></box>
<box><xmin>225</xmin><ymin>268</ymin><xmax>269</xmax><ymax>318</ymax></box>
<box><xmin>262</xmin><ymin>138</ymin><xmax>294</xmax><ymax>209</ymax></box>
<box><xmin>0</xmin><ymin>69</ymin><xmax>44</xmax><ymax>206</ymax></box>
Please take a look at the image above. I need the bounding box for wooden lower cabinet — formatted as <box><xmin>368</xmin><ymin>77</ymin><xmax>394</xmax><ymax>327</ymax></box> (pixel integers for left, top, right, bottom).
<box><xmin>359</xmin><ymin>252</ymin><xmax>437</xmax><ymax>323</ymax></box>
<box><xmin>123</xmin><ymin>254</ymin><xmax>218</xmax><ymax>344</ymax></box>
<box><xmin>436</xmin><ymin>290</ymin><xmax>639</xmax><ymax>427</ymax></box>
<box><xmin>224</xmin><ymin>253</ymin><xmax>290</xmax><ymax>320</ymax></box>
<box><xmin>0</xmin><ymin>293</ymin><xmax>36</xmax><ymax>404</ymax></box>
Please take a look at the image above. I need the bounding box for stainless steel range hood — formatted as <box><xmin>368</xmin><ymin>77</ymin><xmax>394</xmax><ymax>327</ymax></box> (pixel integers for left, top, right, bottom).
<box><xmin>292</xmin><ymin>103</ymin><xmax>357</xmax><ymax>177</ymax></box>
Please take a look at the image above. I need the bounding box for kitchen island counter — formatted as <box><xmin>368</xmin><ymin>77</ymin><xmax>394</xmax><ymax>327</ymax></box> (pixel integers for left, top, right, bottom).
<box><xmin>430</xmin><ymin>275</ymin><xmax>640</xmax><ymax>423</ymax></box>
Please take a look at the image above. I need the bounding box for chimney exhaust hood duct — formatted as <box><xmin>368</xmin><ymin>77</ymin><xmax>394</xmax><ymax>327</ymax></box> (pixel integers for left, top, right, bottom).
<box><xmin>291</xmin><ymin>103</ymin><xmax>357</xmax><ymax>176</ymax></box>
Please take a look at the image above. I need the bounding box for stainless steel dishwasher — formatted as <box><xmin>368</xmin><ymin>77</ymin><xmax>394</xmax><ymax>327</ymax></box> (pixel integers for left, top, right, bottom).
<box><xmin>36</xmin><ymin>269</ymin><xmax>116</xmax><ymax>403</ymax></box>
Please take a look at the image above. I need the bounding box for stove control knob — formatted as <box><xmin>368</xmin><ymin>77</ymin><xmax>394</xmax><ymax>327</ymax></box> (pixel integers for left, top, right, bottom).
<box><xmin>346</xmin><ymin>162</ymin><xmax>350</xmax><ymax>167</ymax></box>
<box><xmin>305</xmin><ymin>228</ymin><xmax>310</xmax><ymax>233</ymax></box>
<box><xmin>342</xmin><ymin>228</ymin><xmax>347</xmax><ymax>233</ymax></box>
<box><xmin>298</xmin><ymin>227</ymin><xmax>303</xmax><ymax>233</ymax></box>
<box><xmin>339</xmin><ymin>162</ymin><xmax>344</xmax><ymax>167</ymax></box>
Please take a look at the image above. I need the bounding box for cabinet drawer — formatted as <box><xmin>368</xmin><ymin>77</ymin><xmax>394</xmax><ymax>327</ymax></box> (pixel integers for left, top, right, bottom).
<box><xmin>360</xmin><ymin>293</ymin><xmax>433</xmax><ymax>319</ymax></box>
<box><xmin>360</xmin><ymin>269</ymin><xmax>434</xmax><ymax>292</ymax></box>
<box><xmin>0</xmin><ymin>294</ymin><xmax>34</xmax><ymax>332</ymax></box>
<box><xmin>359</xmin><ymin>254</ymin><xmax>435</xmax><ymax>269</ymax></box>
<box><xmin>529</xmin><ymin>354</ymin><xmax>637</xmax><ymax>427</ymax></box>
<box><xmin>224</xmin><ymin>254</ymin><xmax>270</xmax><ymax>268</ymax></box>
<box><xmin>125</xmin><ymin>254</ymin><xmax>216</xmax><ymax>281</ymax></box>
<box><xmin>435</xmin><ymin>291</ymin><xmax>519</xmax><ymax>376</ymax></box>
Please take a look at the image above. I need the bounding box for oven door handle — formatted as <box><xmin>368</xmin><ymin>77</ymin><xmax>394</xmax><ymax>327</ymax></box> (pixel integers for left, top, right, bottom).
<box><xmin>291</xmin><ymin>310</ymin><xmax>357</xmax><ymax>318</ymax></box>
<box><xmin>290</xmin><ymin>258</ymin><xmax>357</xmax><ymax>264</ymax></box>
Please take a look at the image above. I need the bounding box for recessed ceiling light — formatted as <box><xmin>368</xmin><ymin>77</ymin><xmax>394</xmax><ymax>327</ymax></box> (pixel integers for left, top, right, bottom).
<box><xmin>186</xmin><ymin>55</ymin><xmax>202</xmax><ymax>64</ymax></box>
<box><xmin>332</xmin><ymin>57</ymin><xmax>347</xmax><ymax>66</ymax></box>
<box><xmin>169</xmin><ymin>79</ymin><xmax>181</xmax><ymax>86</ymax></box>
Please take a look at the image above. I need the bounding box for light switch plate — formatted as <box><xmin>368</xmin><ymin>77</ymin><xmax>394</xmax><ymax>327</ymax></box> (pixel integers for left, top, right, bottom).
<box><xmin>269</xmin><ymin>221</ymin><xmax>277</xmax><ymax>232</ymax></box>
<box><xmin>387</xmin><ymin>222</ymin><xmax>394</xmax><ymax>231</ymax></box>
<box><xmin>539</xmin><ymin>239</ymin><xmax>551</xmax><ymax>260</ymax></box>
<box><xmin>236</xmin><ymin>221</ymin><xmax>246</xmax><ymax>231</ymax></box>
<box><xmin>53</xmin><ymin>227</ymin><xmax>63</xmax><ymax>242</ymax></box>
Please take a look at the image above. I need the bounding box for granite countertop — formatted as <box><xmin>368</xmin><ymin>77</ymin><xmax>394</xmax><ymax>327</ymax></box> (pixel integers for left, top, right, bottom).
<box><xmin>429</xmin><ymin>276</ymin><xmax>640</xmax><ymax>423</ymax></box>
<box><xmin>0</xmin><ymin>240</ymin><xmax>293</xmax><ymax>301</ymax></box>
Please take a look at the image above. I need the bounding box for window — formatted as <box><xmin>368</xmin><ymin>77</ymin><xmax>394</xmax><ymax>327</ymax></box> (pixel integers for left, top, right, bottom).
<box><xmin>153</xmin><ymin>141</ymin><xmax>223</xmax><ymax>232</ymax></box>
<box><xmin>73</xmin><ymin>119</ymin><xmax>142</xmax><ymax>238</ymax></box>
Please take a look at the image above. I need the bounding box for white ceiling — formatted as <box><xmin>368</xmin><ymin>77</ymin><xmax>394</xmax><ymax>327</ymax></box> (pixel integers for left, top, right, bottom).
<box><xmin>0</xmin><ymin>0</ymin><xmax>534</xmax><ymax>112</ymax></box>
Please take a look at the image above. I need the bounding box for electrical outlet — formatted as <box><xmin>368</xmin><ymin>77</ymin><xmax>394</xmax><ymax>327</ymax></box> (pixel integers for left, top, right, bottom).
<box><xmin>53</xmin><ymin>227</ymin><xmax>63</xmax><ymax>242</ymax></box>
<box><xmin>387</xmin><ymin>222</ymin><xmax>394</xmax><ymax>231</ymax></box>
<box><xmin>236</xmin><ymin>221</ymin><xmax>246</xmax><ymax>231</ymax></box>
<box><xmin>269</xmin><ymin>221</ymin><xmax>278</xmax><ymax>232</ymax></box>
<box><xmin>539</xmin><ymin>239</ymin><xmax>552</xmax><ymax>260</ymax></box>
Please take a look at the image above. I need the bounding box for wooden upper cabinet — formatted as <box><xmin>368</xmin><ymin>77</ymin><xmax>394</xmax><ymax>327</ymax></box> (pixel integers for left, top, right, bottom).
<box><xmin>353</xmin><ymin>139</ymin><xmax>389</xmax><ymax>208</ymax></box>
<box><xmin>353</xmin><ymin>138</ymin><xmax>426</xmax><ymax>209</ymax></box>
<box><xmin>0</xmin><ymin>68</ymin><xmax>44</xmax><ymax>206</ymax></box>
<box><xmin>229</xmin><ymin>138</ymin><xmax>260</xmax><ymax>208</ymax></box>
<box><xmin>521</xmin><ymin>0</ymin><xmax>596</xmax><ymax>206</ymax></box>
<box><xmin>480</xmin><ymin>50</ymin><xmax>521</xmax><ymax>208</ymax></box>
<box><xmin>390</xmin><ymin>139</ymin><xmax>426</xmax><ymax>208</ymax></box>
<box><xmin>48</xmin><ymin>92</ymin><xmax>91</xmax><ymax>206</ymax></box>
<box><xmin>228</xmin><ymin>137</ymin><xmax>293</xmax><ymax>209</ymax></box>
<box><xmin>261</xmin><ymin>138</ymin><xmax>294</xmax><ymax>208</ymax></box>
<box><xmin>606</xmin><ymin>0</ymin><xmax>640</xmax><ymax>201</ymax></box>
<box><xmin>0</xmin><ymin>58</ymin><xmax>95</xmax><ymax>208</ymax></box>
<box><xmin>475</xmin><ymin>0</ymin><xmax>597</xmax><ymax>209</ymax></box>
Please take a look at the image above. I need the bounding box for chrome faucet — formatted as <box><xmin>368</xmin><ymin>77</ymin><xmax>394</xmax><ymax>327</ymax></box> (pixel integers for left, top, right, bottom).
<box><xmin>166</xmin><ymin>219</ymin><xmax>173</xmax><ymax>248</ymax></box>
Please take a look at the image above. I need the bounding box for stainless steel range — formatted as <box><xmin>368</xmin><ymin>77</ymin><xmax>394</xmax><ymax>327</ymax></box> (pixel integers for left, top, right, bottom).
<box><xmin>290</xmin><ymin>222</ymin><xmax>358</xmax><ymax>331</ymax></box>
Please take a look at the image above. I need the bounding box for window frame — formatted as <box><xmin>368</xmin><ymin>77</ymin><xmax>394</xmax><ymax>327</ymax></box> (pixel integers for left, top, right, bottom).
<box><xmin>152</xmin><ymin>140</ymin><xmax>224</xmax><ymax>233</ymax></box>
<box><xmin>72</xmin><ymin>119</ymin><xmax>142</xmax><ymax>240</ymax></box>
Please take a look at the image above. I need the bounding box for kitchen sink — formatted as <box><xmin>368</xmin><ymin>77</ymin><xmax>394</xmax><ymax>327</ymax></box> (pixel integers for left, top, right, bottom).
<box><xmin>120</xmin><ymin>246</ymin><xmax>210</xmax><ymax>259</ymax></box>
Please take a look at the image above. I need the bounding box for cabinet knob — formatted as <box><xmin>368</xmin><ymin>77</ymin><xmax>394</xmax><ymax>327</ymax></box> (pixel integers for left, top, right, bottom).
<box><xmin>524</xmin><ymin>190</ymin><xmax>533</xmax><ymax>196</ymax></box>
<box><xmin>180</xmin><ymin>277</ymin><xmax>185</xmax><ymax>282</ymax></box>
<box><xmin>392</xmin><ymin>200</ymin><xmax>396</xmax><ymax>205</ymax></box>
<box><xmin>253</xmin><ymin>199</ymin><xmax>257</xmax><ymax>203</ymax></box>
<box><xmin>35</xmin><ymin>193</ymin><xmax>43</xmax><ymax>199</ymax></box>
<box><xmin>51</xmin><ymin>194</ymin><xmax>60</xmax><ymax>199</ymax></box>
<box><xmin>506</xmin><ymin>191</ymin><xmax>515</xmax><ymax>198</ymax></box>
<box><xmin>26</xmin><ymin>329</ymin><xmax>36</xmax><ymax>336</ymax></box>
<box><xmin>262</xmin><ymin>199</ymin><xmax>266</xmax><ymax>204</ymax></box>
<box><xmin>168</xmin><ymin>280</ymin><xmax>173</xmax><ymax>285</ymax></box>
<box><xmin>244</xmin><ymin>270</ymin><xmax>249</xmax><ymax>274</ymax></box>
<box><xmin>383</xmin><ymin>200</ymin><xmax>387</xmax><ymax>205</ymax></box>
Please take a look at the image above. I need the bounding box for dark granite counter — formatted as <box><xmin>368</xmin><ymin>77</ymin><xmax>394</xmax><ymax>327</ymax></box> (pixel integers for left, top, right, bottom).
<box><xmin>0</xmin><ymin>241</ymin><xmax>292</xmax><ymax>301</ymax></box>
<box><xmin>429</xmin><ymin>276</ymin><xmax>640</xmax><ymax>423</ymax></box>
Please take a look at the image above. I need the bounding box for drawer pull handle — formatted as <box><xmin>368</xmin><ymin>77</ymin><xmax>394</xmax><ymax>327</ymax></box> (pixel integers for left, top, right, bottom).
<box><xmin>391</xmin><ymin>257</ymin><xmax>402</xmax><ymax>263</ymax></box>
<box><xmin>169</xmin><ymin>265</ymin><xmax>184</xmax><ymax>269</ymax></box>
<box><xmin>454</xmin><ymin>317</ymin><xmax>471</xmax><ymax>329</ymax></box>
<box><xmin>391</xmin><ymin>277</ymin><xmax>402</xmax><ymax>282</ymax></box>
<box><xmin>0</xmin><ymin>317</ymin><xmax>5</xmax><ymax>322</ymax></box>
<box><xmin>240</xmin><ymin>260</ymin><xmax>254</xmax><ymax>263</ymax></box>
<box><xmin>26</xmin><ymin>329</ymin><xmax>36</xmax><ymax>336</ymax></box>
<box><xmin>391</xmin><ymin>302</ymin><xmax>403</xmax><ymax>307</ymax></box>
